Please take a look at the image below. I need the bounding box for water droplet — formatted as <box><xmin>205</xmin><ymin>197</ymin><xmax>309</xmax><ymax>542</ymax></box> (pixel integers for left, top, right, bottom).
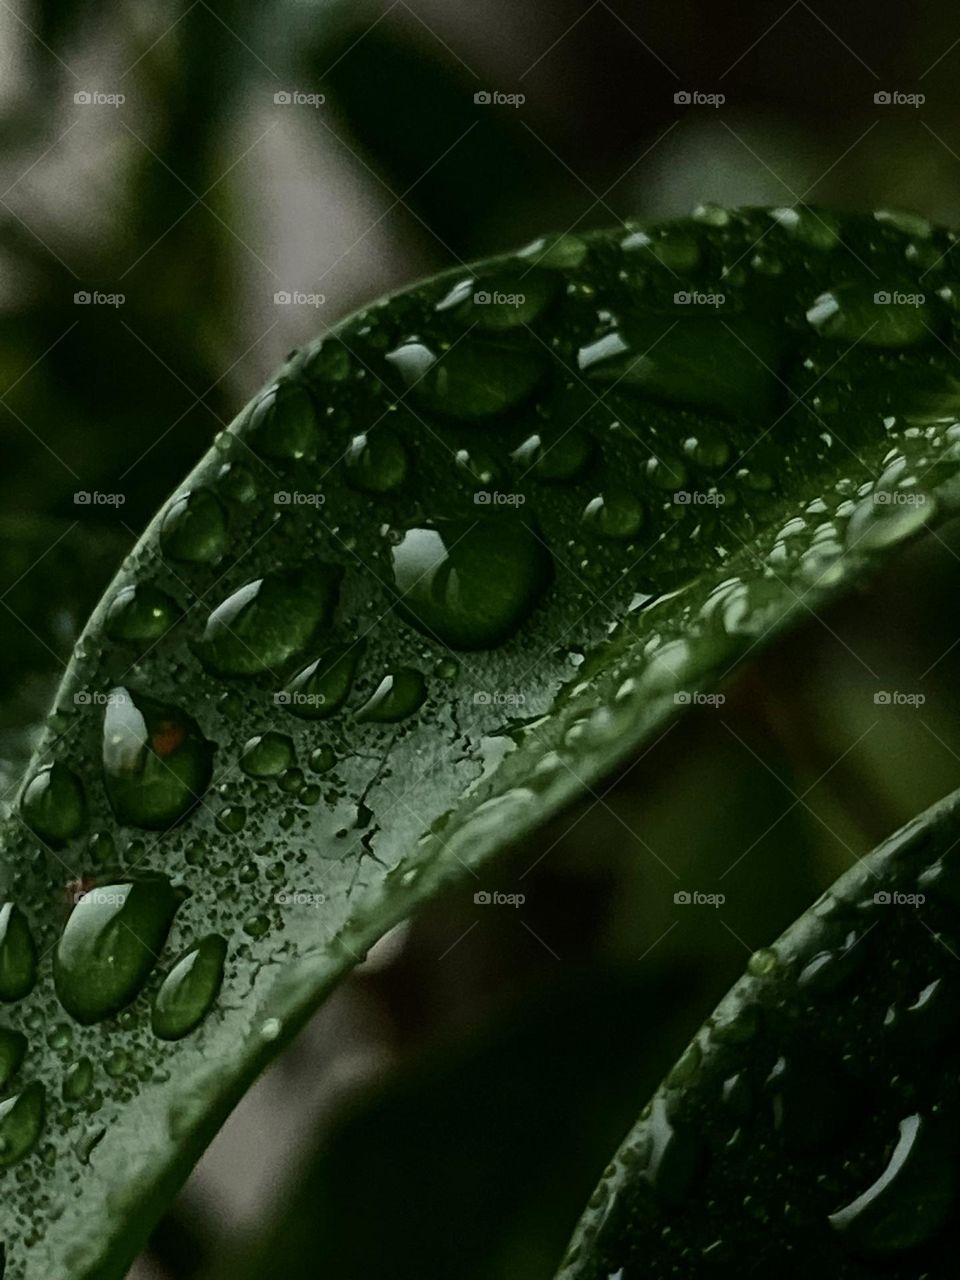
<box><xmin>152</xmin><ymin>935</ymin><xmax>227</xmax><ymax>1041</ymax></box>
<box><xmin>105</xmin><ymin>584</ymin><xmax>179</xmax><ymax>642</ymax></box>
<box><xmin>582</xmin><ymin>491</ymin><xmax>644</xmax><ymax>539</ymax></box>
<box><xmin>578</xmin><ymin>315</ymin><xmax>782</xmax><ymax>422</ymax></box>
<box><xmin>512</xmin><ymin>429</ymin><xmax>593</xmax><ymax>481</ymax></box>
<box><xmin>344</xmin><ymin>429</ymin><xmax>408</xmax><ymax>493</ymax></box>
<box><xmin>0</xmin><ymin>1082</ymin><xmax>45</xmax><ymax>1168</ymax></box>
<box><xmin>770</xmin><ymin>206</ymin><xmax>840</xmax><ymax>249</ymax></box>
<box><xmin>247</xmin><ymin>382</ymin><xmax>316</xmax><ymax>460</ymax></box>
<box><xmin>845</xmin><ymin>490</ymin><xmax>934</xmax><ymax>551</ymax></box>
<box><xmin>240</xmin><ymin>732</ymin><xmax>295</xmax><ymax>778</ymax></box>
<box><xmin>216</xmin><ymin>805</ymin><xmax>246</xmax><ymax>833</ymax></box>
<box><xmin>437</xmin><ymin>267</ymin><xmax>559</xmax><ymax>329</ymax></box>
<box><xmin>356</xmin><ymin>669</ymin><xmax>426</xmax><ymax>723</ymax></box>
<box><xmin>285</xmin><ymin>644</ymin><xmax>361</xmax><ymax>719</ymax></box>
<box><xmin>807</xmin><ymin>284</ymin><xmax>935</xmax><ymax>347</ymax></box>
<box><xmin>103</xmin><ymin>688</ymin><xmax>214</xmax><ymax>829</ymax></box>
<box><xmin>54</xmin><ymin>878</ymin><xmax>180</xmax><ymax>1024</ymax></box>
<box><xmin>62</xmin><ymin>1057</ymin><xmax>93</xmax><ymax>1103</ymax></box>
<box><xmin>0</xmin><ymin>1027</ymin><xmax>26</xmax><ymax>1089</ymax></box>
<box><xmin>0</xmin><ymin>904</ymin><xmax>37</xmax><ymax>1003</ymax></box>
<box><xmin>641</xmin><ymin>1095</ymin><xmax>702</xmax><ymax>1203</ymax></box>
<box><xmin>621</xmin><ymin>228</ymin><xmax>701</xmax><ymax>271</ymax></box>
<box><xmin>391</xmin><ymin>517</ymin><xmax>552</xmax><ymax>649</ymax></box>
<box><xmin>20</xmin><ymin>762</ymin><xmax>86</xmax><ymax>844</ymax></box>
<box><xmin>874</xmin><ymin>208</ymin><xmax>932</xmax><ymax>239</ymax></box>
<box><xmin>518</xmin><ymin>233</ymin><xmax>587</xmax><ymax>269</ymax></box>
<box><xmin>828</xmin><ymin>1114</ymin><xmax>954</xmax><ymax>1253</ymax></box>
<box><xmin>198</xmin><ymin>565</ymin><xmax>342</xmax><ymax>678</ymax></box>
<box><xmin>747</xmin><ymin>947</ymin><xmax>778</xmax><ymax>977</ymax></box>
<box><xmin>386</xmin><ymin>338</ymin><xmax>546</xmax><ymax>421</ymax></box>
<box><xmin>160</xmin><ymin>489</ymin><xmax>227</xmax><ymax>563</ymax></box>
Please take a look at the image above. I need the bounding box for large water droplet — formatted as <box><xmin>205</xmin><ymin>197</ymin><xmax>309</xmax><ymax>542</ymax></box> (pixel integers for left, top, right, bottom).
<box><xmin>436</xmin><ymin>267</ymin><xmax>559</xmax><ymax>330</ymax></box>
<box><xmin>0</xmin><ymin>1027</ymin><xmax>26</xmax><ymax>1089</ymax></box>
<box><xmin>356</xmin><ymin>669</ymin><xmax>426</xmax><ymax>723</ymax></box>
<box><xmin>285</xmin><ymin>644</ymin><xmax>361</xmax><ymax>719</ymax></box>
<box><xmin>54</xmin><ymin>879</ymin><xmax>180</xmax><ymax>1024</ymax></box>
<box><xmin>828</xmin><ymin>1114</ymin><xmax>955</xmax><ymax>1253</ymax></box>
<box><xmin>151</xmin><ymin>934</ymin><xmax>227</xmax><ymax>1041</ymax></box>
<box><xmin>390</xmin><ymin>517</ymin><xmax>552</xmax><ymax>649</ymax></box>
<box><xmin>20</xmin><ymin>762</ymin><xmax>86</xmax><ymax>844</ymax></box>
<box><xmin>512</xmin><ymin>429</ymin><xmax>593</xmax><ymax>481</ymax></box>
<box><xmin>806</xmin><ymin>284</ymin><xmax>935</xmax><ymax>347</ymax></box>
<box><xmin>0</xmin><ymin>1082</ymin><xmax>45</xmax><ymax>1168</ymax></box>
<box><xmin>102</xmin><ymin>688</ymin><xmax>214</xmax><ymax>829</ymax></box>
<box><xmin>386</xmin><ymin>338</ymin><xmax>546</xmax><ymax>421</ymax></box>
<box><xmin>105</xmin><ymin>584</ymin><xmax>179</xmax><ymax>643</ymax></box>
<box><xmin>247</xmin><ymin>382</ymin><xmax>316</xmax><ymax>460</ymax></box>
<box><xmin>582</xmin><ymin>491</ymin><xmax>644</xmax><ymax>539</ymax></box>
<box><xmin>160</xmin><ymin>489</ymin><xmax>227</xmax><ymax>563</ymax></box>
<box><xmin>344</xmin><ymin>430</ymin><xmax>408</xmax><ymax>493</ymax></box>
<box><xmin>578</xmin><ymin>314</ymin><xmax>782</xmax><ymax>422</ymax></box>
<box><xmin>198</xmin><ymin>565</ymin><xmax>342</xmax><ymax>677</ymax></box>
<box><xmin>0</xmin><ymin>904</ymin><xmax>37</xmax><ymax>1002</ymax></box>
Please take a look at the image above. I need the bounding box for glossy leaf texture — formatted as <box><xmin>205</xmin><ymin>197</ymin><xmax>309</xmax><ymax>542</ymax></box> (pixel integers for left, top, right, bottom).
<box><xmin>3</xmin><ymin>206</ymin><xmax>960</xmax><ymax>1279</ymax></box>
<box><xmin>557</xmin><ymin>789</ymin><xmax>960</xmax><ymax>1279</ymax></box>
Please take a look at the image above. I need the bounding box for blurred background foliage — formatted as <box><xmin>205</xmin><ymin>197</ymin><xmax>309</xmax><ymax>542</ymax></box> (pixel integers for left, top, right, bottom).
<box><xmin>3</xmin><ymin>1</ymin><xmax>960</xmax><ymax>1276</ymax></box>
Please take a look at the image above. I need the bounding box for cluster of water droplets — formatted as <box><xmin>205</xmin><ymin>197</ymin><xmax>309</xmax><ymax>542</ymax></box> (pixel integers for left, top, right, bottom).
<box><xmin>4</xmin><ymin>204</ymin><xmax>960</xmax><ymax>1276</ymax></box>
<box><xmin>560</xmin><ymin>799</ymin><xmax>960</xmax><ymax>1278</ymax></box>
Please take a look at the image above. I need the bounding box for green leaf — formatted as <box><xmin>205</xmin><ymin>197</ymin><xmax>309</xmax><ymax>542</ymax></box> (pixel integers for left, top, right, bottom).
<box><xmin>556</xmin><ymin>790</ymin><xmax>960</xmax><ymax>1277</ymax></box>
<box><xmin>3</xmin><ymin>206</ymin><xmax>960</xmax><ymax>1278</ymax></box>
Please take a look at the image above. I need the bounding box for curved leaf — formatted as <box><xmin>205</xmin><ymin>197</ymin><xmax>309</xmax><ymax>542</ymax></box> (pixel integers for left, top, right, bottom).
<box><xmin>2</xmin><ymin>206</ymin><xmax>960</xmax><ymax>1278</ymax></box>
<box><xmin>556</xmin><ymin>789</ymin><xmax>960</xmax><ymax>1277</ymax></box>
